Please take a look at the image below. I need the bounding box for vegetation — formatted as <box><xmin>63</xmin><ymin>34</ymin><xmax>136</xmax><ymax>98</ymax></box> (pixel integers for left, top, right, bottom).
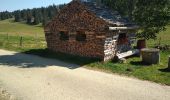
<box><xmin>0</xmin><ymin>11</ymin><xmax>13</xmax><ymax>20</ymax></box>
<box><xmin>103</xmin><ymin>0</ymin><xmax>170</xmax><ymax>40</ymax></box>
<box><xmin>0</xmin><ymin>19</ymin><xmax>170</xmax><ymax>85</ymax></box>
<box><xmin>0</xmin><ymin>1</ymin><xmax>170</xmax><ymax>85</ymax></box>
<box><xmin>0</xmin><ymin>4</ymin><xmax>65</xmax><ymax>26</ymax></box>
<box><xmin>0</xmin><ymin>19</ymin><xmax>44</xmax><ymax>36</ymax></box>
<box><xmin>0</xmin><ymin>19</ymin><xmax>46</xmax><ymax>51</ymax></box>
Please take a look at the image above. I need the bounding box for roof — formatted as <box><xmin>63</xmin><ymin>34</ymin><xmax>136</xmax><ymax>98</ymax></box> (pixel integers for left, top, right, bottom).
<box><xmin>80</xmin><ymin>1</ymin><xmax>134</xmax><ymax>26</ymax></box>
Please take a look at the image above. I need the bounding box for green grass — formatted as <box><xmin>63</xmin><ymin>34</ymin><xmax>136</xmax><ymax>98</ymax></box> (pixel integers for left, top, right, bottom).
<box><xmin>147</xmin><ymin>25</ymin><xmax>170</xmax><ymax>47</ymax></box>
<box><xmin>88</xmin><ymin>51</ymin><xmax>170</xmax><ymax>85</ymax></box>
<box><xmin>0</xmin><ymin>18</ymin><xmax>46</xmax><ymax>51</ymax></box>
<box><xmin>0</xmin><ymin>33</ymin><xmax>46</xmax><ymax>51</ymax></box>
<box><xmin>0</xmin><ymin>19</ymin><xmax>170</xmax><ymax>85</ymax></box>
<box><xmin>0</xmin><ymin>19</ymin><xmax>44</xmax><ymax>37</ymax></box>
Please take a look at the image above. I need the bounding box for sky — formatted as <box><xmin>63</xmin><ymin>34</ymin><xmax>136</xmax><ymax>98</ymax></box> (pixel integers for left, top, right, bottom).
<box><xmin>0</xmin><ymin>0</ymin><xmax>72</xmax><ymax>12</ymax></box>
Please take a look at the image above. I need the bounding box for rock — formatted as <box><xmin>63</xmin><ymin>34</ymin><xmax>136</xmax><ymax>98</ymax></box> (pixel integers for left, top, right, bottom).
<box><xmin>119</xmin><ymin>58</ymin><xmax>127</xmax><ymax>64</ymax></box>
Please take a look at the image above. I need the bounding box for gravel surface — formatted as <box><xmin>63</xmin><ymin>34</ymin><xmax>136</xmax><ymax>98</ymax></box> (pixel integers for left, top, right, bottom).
<box><xmin>0</xmin><ymin>49</ymin><xmax>170</xmax><ymax>100</ymax></box>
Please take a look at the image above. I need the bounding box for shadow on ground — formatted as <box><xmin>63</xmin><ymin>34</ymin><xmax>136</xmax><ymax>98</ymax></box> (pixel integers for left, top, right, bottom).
<box><xmin>0</xmin><ymin>49</ymin><xmax>99</xmax><ymax>69</ymax></box>
<box><xmin>159</xmin><ymin>68</ymin><xmax>170</xmax><ymax>72</ymax></box>
<box><xmin>130</xmin><ymin>61</ymin><xmax>151</xmax><ymax>66</ymax></box>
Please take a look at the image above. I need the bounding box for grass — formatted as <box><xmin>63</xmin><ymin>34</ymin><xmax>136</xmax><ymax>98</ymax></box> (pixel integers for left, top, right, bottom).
<box><xmin>88</xmin><ymin>51</ymin><xmax>170</xmax><ymax>85</ymax></box>
<box><xmin>0</xmin><ymin>18</ymin><xmax>170</xmax><ymax>85</ymax></box>
<box><xmin>0</xmin><ymin>19</ymin><xmax>46</xmax><ymax>51</ymax></box>
<box><xmin>0</xmin><ymin>19</ymin><xmax>44</xmax><ymax>37</ymax></box>
<box><xmin>147</xmin><ymin>25</ymin><xmax>170</xmax><ymax>47</ymax></box>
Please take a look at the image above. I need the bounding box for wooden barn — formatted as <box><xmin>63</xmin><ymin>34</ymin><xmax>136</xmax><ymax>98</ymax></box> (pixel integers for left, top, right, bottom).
<box><xmin>44</xmin><ymin>0</ymin><xmax>139</xmax><ymax>61</ymax></box>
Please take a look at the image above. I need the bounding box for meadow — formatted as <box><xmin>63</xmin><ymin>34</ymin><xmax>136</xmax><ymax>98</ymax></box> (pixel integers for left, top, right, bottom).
<box><xmin>0</xmin><ymin>19</ymin><xmax>170</xmax><ymax>85</ymax></box>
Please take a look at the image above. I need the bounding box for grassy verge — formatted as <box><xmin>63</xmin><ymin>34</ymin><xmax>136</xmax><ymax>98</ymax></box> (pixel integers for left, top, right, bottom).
<box><xmin>23</xmin><ymin>49</ymin><xmax>170</xmax><ymax>85</ymax></box>
<box><xmin>0</xmin><ymin>19</ymin><xmax>170</xmax><ymax>85</ymax></box>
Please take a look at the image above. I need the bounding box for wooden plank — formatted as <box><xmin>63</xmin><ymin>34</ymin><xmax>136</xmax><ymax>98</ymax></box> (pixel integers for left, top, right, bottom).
<box><xmin>117</xmin><ymin>49</ymin><xmax>139</xmax><ymax>59</ymax></box>
<box><xmin>109</xmin><ymin>26</ymin><xmax>139</xmax><ymax>30</ymax></box>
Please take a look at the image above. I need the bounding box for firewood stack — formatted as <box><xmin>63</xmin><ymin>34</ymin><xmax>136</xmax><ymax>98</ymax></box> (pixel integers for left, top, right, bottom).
<box><xmin>44</xmin><ymin>0</ymin><xmax>137</xmax><ymax>61</ymax></box>
<box><xmin>104</xmin><ymin>37</ymin><xmax>117</xmax><ymax>61</ymax></box>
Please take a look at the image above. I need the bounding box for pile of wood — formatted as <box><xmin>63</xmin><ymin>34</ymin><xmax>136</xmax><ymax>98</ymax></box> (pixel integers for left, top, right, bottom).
<box><xmin>45</xmin><ymin>1</ymin><xmax>109</xmax><ymax>33</ymax></box>
<box><xmin>104</xmin><ymin>37</ymin><xmax>117</xmax><ymax>61</ymax></box>
<box><xmin>44</xmin><ymin>0</ymin><xmax>137</xmax><ymax>61</ymax></box>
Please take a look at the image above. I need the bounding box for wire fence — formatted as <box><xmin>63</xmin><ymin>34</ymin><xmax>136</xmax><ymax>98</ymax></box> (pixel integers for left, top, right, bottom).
<box><xmin>0</xmin><ymin>33</ymin><xmax>47</xmax><ymax>50</ymax></box>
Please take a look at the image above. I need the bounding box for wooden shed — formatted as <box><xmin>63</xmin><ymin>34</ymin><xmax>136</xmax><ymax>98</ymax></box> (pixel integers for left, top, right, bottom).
<box><xmin>44</xmin><ymin>0</ymin><xmax>138</xmax><ymax>61</ymax></box>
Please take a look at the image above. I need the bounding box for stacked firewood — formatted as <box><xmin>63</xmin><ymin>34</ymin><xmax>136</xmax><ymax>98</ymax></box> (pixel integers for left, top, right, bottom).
<box><xmin>104</xmin><ymin>37</ymin><xmax>117</xmax><ymax>61</ymax></box>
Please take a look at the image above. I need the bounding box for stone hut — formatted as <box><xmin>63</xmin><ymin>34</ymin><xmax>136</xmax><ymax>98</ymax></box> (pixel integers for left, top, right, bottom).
<box><xmin>44</xmin><ymin>0</ymin><xmax>138</xmax><ymax>61</ymax></box>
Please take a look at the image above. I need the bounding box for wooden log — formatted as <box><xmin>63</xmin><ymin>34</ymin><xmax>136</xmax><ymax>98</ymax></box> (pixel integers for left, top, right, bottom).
<box><xmin>117</xmin><ymin>49</ymin><xmax>139</xmax><ymax>59</ymax></box>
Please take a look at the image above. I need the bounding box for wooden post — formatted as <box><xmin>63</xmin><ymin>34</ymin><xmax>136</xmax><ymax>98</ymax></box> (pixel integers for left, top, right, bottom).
<box><xmin>6</xmin><ymin>33</ymin><xmax>9</xmax><ymax>41</ymax></box>
<box><xmin>20</xmin><ymin>36</ymin><xmax>23</xmax><ymax>47</ymax></box>
<box><xmin>6</xmin><ymin>33</ymin><xmax>9</xmax><ymax>44</ymax></box>
<box><xmin>35</xmin><ymin>33</ymin><xmax>38</xmax><ymax>46</ymax></box>
<box><xmin>168</xmin><ymin>56</ymin><xmax>170</xmax><ymax>69</ymax></box>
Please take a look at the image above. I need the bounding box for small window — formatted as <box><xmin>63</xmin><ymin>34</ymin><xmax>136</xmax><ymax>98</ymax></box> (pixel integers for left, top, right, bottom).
<box><xmin>76</xmin><ymin>31</ymin><xmax>86</xmax><ymax>42</ymax></box>
<box><xmin>59</xmin><ymin>31</ymin><xmax>69</xmax><ymax>41</ymax></box>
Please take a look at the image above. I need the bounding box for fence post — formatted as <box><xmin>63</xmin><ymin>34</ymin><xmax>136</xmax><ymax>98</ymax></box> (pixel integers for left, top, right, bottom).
<box><xmin>7</xmin><ymin>33</ymin><xmax>9</xmax><ymax>41</ymax></box>
<box><xmin>6</xmin><ymin>33</ymin><xmax>9</xmax><ymax>43</ymax></box>
<box><xmin>168</xmin><ymin>56</ymin><xmax>170</xmax><ymax>69</ymax></box>
<box><xmin>20</xmin><ymin>36</ymin><xmax>23</xmax><ymax>47</ymax></box>
<box><xmin>35</xmin><ymin>33</ymin><xmax>38</xmax><ymax>46</ymax></box>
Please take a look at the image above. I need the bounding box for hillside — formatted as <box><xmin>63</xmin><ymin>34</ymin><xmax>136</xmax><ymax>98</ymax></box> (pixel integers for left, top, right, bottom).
<box><xmin>0</xmin><ymin>18</ymin><xmax>169</xmax><ymax>46</ymax></box>
<box><xmin>0</xmin><ymin>19</ymin><xmax>44</xmax><ymax>37</ymax></box>
<box><xmin>0</xmin><ymin>19</ymin><xmax>46</xmax><ymax>51</ymax></box>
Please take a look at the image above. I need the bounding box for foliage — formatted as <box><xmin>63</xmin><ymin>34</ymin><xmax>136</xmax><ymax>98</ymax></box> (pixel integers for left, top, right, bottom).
<box><xmin>133</xmin><ymin>0</ymin><xmax>170</xmax><ymax>40</ymax></box>
<box><xmin>0</xmin><ymin>11</ymin><xmax>13</xmax><ymax>20</ymax></box>
<box><xmin>103</xmin><ymin>0</ymin><xmax>170</xmax><ymax>40</ymax></box>
<box><xmin>0</xmin><ymin>4</ymin><xmax>65</xmax><ymax>26</ymax></box>
<box><xmin>0</xmin><ymin>18</ymin><xmax>170</xmax><ymax>85</ymax></box>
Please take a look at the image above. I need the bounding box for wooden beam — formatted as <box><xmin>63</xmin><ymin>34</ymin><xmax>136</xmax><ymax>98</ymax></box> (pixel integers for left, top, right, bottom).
<box><xmin>117</xmin><ymin>49</ymin><xmax>139</xmax><ymax>59</ymax></box>
<box><xmin>109</xmin><ymin>26</ymin><xmax>139</xmax><ymax>31</ymax></box>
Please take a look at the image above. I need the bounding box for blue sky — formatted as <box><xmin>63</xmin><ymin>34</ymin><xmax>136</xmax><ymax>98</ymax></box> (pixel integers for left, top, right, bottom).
<box><xmin>0</xmin><ymin>0</ymin><xmax>72</xmax><ymax>12</ymax></box>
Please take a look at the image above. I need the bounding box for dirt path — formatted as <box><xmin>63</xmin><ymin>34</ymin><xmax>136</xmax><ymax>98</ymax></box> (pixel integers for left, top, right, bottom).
<box><xmin>0</xmin><ymin>49</ymin><xmax>170</xmax><ymax>100</ymax></box>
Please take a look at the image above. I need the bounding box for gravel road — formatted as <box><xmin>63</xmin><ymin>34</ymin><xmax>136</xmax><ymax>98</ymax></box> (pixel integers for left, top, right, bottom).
<box><xmin>0</xmin><ymin>49</ymin><xmax>170</xmax><ymax>100</ymax></box>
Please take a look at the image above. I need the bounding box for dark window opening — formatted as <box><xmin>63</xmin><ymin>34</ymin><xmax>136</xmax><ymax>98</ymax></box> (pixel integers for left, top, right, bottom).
<box><xmin>118</xmin><ymin>33</ymin><xmax>127</xmax><ymax>39</ymax></box>
<box><xmin>76</xmin><ymin>31</ymin><xmax>86</xmax><ymax>42</ymax></box>
<box><xmin>118</xmin><ymin>33</ymin><xmax>128</xmax><ymax>45</ymax></box>
<box><xmin>59</xmin><ymin>31</ymin><xmax>69</xmax><ymax>41</ymax></box>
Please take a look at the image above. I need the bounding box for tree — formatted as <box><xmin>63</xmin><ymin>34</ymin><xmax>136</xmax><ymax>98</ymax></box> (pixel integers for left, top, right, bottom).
<box><xmin>14</xmin><ymin>10</ymin><xmax>21</xmax><ymax>22</ymax></box>
<box><xmin>133</xmin><ymin>0</ymin><xmax>170</xmax><ymax>40</ymax></box>
<box><xmin>103</xmin><ymin>0</ymin><xmax>170</xmax><ymax>40</ymax></box>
